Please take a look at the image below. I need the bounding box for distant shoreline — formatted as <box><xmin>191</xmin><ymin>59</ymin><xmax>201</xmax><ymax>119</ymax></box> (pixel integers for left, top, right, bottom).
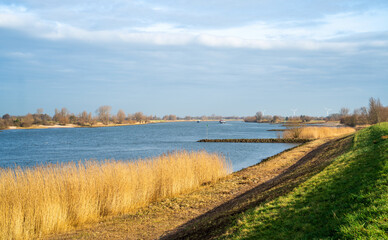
<box><xmin>5</xmin><ymin>122</ymin><xmax>146</xmax><ymax>130</ymax></box>
<box><xmin>3</xmin><ymin>119</ymin><xmax>243</xmax><ymax>131</ymax></box>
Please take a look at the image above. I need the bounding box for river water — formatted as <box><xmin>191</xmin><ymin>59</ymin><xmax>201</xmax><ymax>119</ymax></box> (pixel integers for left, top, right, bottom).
<box><xmin>0</xmin><ymin>121</ymin><xmax>295</xmax><ymax>171</ymax></box>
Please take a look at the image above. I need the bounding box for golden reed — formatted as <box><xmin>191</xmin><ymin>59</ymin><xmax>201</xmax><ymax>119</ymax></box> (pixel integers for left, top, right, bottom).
<box><xmin>283</xmin><ymin>126</ymin><xmax>355</xmax><ymax>139</ymax></box>
<box><xmin>0</xmin><ymin>151</ymin><xmax>231</xmax><ymax>239</ymax></box>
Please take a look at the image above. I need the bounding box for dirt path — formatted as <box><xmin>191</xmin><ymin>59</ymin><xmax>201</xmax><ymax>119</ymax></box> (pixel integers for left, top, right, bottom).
<box><xmin>49</xmin><ymin>136</ymin><xmax>351</xmax><ymax>240</ymax></box>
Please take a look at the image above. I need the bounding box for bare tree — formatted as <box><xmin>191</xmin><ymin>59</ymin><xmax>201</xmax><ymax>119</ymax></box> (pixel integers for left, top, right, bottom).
<box><xmin>23</xmin><ymin>113</ymin><xmax>34</xmax><ymax>127</ymax></box>
<box><xmin>117</xmin><ymin>109</ymin><xmax>126</xmax><ymax>124</ymax></box>
<box><xmin>127</xmin><ymin>113</ymin><xmax>135</xmax><ymax>122</ymax></box>
<box><xmin>272</xmin><ymin>115</ymin><xmax>280</xmax><ymax>123</ymax></box>
<box><xmin>255</xmin><ymin>111</ymin><xmax>263</xmax><ymax>122</ymax></box>
<box><xmin>368</xmin><ymin>97</ymin><xmax>383</xmax><ymax>124</ymax></box>
<box><xmin>97</xmin><ymin>105</ymin><xmax>112</xmax><ymax>125</ymax></box>
<box><xmin>382</xmin><ymin>106</ymin><xmax>388</xmax><ymax>122</ymax></box>
<box><xmin>134</xmin><ymin>112</ymin><xmax>145</xmax><ymax>123</ymax></box>
<box><xmin>169</xmin><ymin>114</ymin><xmax>177</xmax><ymax>121</ymax></box>
<box><xmin>36</xmin><ymin>108</ymin><xmax>44</xmax><ymax>115</ymax></box>
<box><xmin>111</xmin><ymin>115</ymin><xmax>118</xmax><ymax>124</ymax></box>
<box><xmin>0</xmin><ymin>119</ymin><xmax>7</xmax><ymax>129</ymax></box>
<box><xmin>79</xmin><ymin>111</ymin><xmax>89</xmax><ymax>126</ymax></box>
<box><xmin>355</xmin><ymin>107</ymin><xmax>369</xmax><ymax>125</ymax></box>
<box><xmin>163</xmin><ymin>114</ymin><xmax>177</xmax><ymax>121</ymax></box>
<box><xmin>340</xmin><ymin>108</ymin><xmax>349</xmax><ymax>117</ymax></box>
<box><xmin>53</xmin><ymin>108</ymin><xmax>70</xmax><ymax>125</ymax></box>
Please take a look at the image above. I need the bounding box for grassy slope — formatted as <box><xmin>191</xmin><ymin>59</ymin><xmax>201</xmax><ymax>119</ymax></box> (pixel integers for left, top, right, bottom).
<box><xmin>221</xmin><ymin>123</ymin><xmax>388</xmax><ymax>239</ymax></box>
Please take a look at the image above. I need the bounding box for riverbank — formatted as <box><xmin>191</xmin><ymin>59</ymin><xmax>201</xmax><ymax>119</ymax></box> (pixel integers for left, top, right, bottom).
<box><xmin>48</xmin><ymin>136</ymin><xmax>343</xmax><ymax>239</ymax></box>
<box><xmin>2</xmin><ymin>119</ymin><xmax>243</xmax><ymax>131</ymax></box>
<box><xmin>198</xmin><ymin>138</ymin><xmax>311</xmax><ymax>143</ymax></box>
<box><xmin>5</xmin><ymin>122</ymin><xmax>147</xmax><ymax>130</ymax></box>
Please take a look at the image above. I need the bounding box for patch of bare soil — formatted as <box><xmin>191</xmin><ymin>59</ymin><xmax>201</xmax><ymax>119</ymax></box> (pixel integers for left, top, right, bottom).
<box><xmin>48</xmin><ymin>136</ymin><xmax>352</xmax><ymax>240</ymax></box>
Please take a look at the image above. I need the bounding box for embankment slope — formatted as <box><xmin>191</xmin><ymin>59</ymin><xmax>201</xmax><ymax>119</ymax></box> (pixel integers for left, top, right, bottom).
<box><xmin>173</xmin><ymin>123</ymin><xmax>387</xmax><ymax>240</ymax></box>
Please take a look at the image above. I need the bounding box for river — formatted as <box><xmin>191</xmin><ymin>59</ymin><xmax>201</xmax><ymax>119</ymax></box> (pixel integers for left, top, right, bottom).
<box><xmin>0</xmin><ymin>121</ymin><xmax>295</xmax><ymax>171</ymax></box>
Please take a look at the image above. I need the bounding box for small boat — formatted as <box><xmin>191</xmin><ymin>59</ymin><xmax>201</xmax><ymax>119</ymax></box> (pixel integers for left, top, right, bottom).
<box><xmin>197</xmin><ymin>120</ymin><xmax>201</xmax><ymax>123</ymax></box>
<box><xmin>219</xmin><ymin>120</ymin><xmax>226</xmax><ymax>124</ymax></box>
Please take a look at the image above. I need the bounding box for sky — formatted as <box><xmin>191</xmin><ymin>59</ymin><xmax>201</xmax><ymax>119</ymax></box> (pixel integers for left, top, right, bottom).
<box><xmin>0</xmin><ymin>0</ymin><xmax>387</xmax><ymax>117</ymax></box>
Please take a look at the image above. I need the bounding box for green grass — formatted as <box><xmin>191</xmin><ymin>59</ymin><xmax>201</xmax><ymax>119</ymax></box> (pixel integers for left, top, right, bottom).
<box><xmin>220</xmin><ymin>123</ymin><xmax>388</xmax><ymax>240</ymax></box>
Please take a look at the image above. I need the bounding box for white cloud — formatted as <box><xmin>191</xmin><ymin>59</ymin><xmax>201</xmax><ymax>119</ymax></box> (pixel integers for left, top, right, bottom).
<box><xmin>1</xmin><ymin>5</ymin><xmax>388</xmax><ymax>51</ymax></box>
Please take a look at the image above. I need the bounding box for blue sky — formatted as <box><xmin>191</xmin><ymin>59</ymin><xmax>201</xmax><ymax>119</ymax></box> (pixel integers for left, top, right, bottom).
<box><xmin>0</xmin><ymin>0</ymin><xmax>387</xmax><ymax>117</ymax></box>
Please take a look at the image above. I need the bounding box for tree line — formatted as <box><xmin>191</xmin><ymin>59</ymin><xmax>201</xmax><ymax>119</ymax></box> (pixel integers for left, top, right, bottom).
<box><xmin>0</xmin><ymin>106</ymin><xmax>158</xmax><ymax>129</ymax></box>
<box><xmin>244</xmin><ymin>112</ymin><xmax>318</xmax><ymax>123</ymax></box>
<box><xmin>337</xmin><ymin>98</ymin><xmax>388</xmax><ymax>126</ymax></box>
<box><xmin>244</xmin><ymin>97</ymin><xmax>388</xmax><ymax>126</ymax></box>
<box><xmin>0</xmin><ymin>106</ymin><xmax>243</xmax><ymax>130</ymax></box>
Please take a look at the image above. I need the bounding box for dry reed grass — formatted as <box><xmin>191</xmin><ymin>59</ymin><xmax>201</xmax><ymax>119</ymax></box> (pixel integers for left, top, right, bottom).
<box><xmin>283</xmin><ymin>127</ymin><xmax>355</xmax><ymax>139</ymax></box>
<box><xmin>0</xmin><ymin>151</ymin><xmax>231</xmax><ymax>240</ymax></box>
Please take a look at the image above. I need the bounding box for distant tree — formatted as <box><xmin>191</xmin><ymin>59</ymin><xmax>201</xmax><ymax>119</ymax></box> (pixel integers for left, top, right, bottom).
<box><xmin>69</xmin><ymin>114</ymin><xmax>77</xmax><ymax>124</ymax></box>
<box><xmin>111</xmin><ymin>115</ymin><xmax>118</xmax><ymax>124</ymax></box>
<box><xmin>368</xmin><ymin>97</ymin><xmax>383</xmax><ymax>124</ymax></box>
<box><xmin>88</xmin><ymin>113</ymin><xmax>94</xmax><ymax>125</ymax></box>
<box><xmin>340</xmin><ymin>108</ymin><xmax>349</xmax><ymax>117</ymax></box>
<box><xmin>272</xmin><ymin>115</ymin><xmax>281</xmax><ymax>123</ymax></box>
<box><xmin>36</xmin><ymin>108</ymin><xmax>44</xmax><ymax>115</ymax></box>
<box><xmin>127</xmin><ymin>114</ymin><xmax>135</xmax><ymax>122</ymax></box>
<box><xmin>59</xmin><ymin>108</ymin><xmax>70</xmax><ymax>125</ymax></box>
<box><xmin>134</xmin><ymin>112</ymin><xmax>145</xmax><ymax>123</ymax></box>
<box><xmin>163</xmin><ymin>114</ymin><xmax>177</xmax><ymax>121</ymax></box>
<box><xmin>41</xmin><ymin>114</ymin><xmax>52</xmax><ymax>125</ymax></box>
<box><xmin>13</xmin><ymin>118</ymin><xmax>22</xmax><ymax>127</ymax></box>
<box><xmin>0</xmin><ymin>119</ymin><xmax>8</xmax><ymax>129</ymax></box>
<box><xmin>53</xmin><ymin>108</ymin><xmax>70</xmax><ymax>125</ymax></box>
<box><xmin>382</xmin><ymin>106</ymin><xmax>388</xmax><ymax>122</ymax></box>
<box><xmin>243</xmin><ymin>116</ymin><xmax>256</xmax><ymax>122</ymax></box>
<box><xmin>145</xmin><ymin>115</ymin><xmax>153</xmax><ymax>123</ymax></box>
<box><xmin>2</xmin><ymin>114</ymin><xmax>10</xmax><ymax>120</ymax></box>
<box><xmin>117</xmin><ymin>109</ymin><xmax>126</xmax><ymax>124</ymax></box>
<box><xmin>78</xmin><ymin>111</ymin><xmax>89</xmax><ymax>126</ymax></box>
<box><xmin>22</xmin><ymin>113</ymin><xmax>34</xmax><ymax>127</ymax></box>
<box><xmin>32</xmin><ymin>108</ymin><xmax>45</xmax><ymax>124</ymax></box>
<box><xmin>255</xmin><ymin>112</ymin><xmax>263</xmax><ymax>122</ymax></box>
<box><xmin>97</xmin><ymin>105</ymin><xmax>112</xmax><ymax>125</ymax></box>
<box><xmin>53</xmin><ymin>109</ymin><xmax>59</xmax><ymax>122</ymax></box>
<box><xmin>300</xmin><ymin>115</ymin><xmax>312</xmax><ymax>122</ymax></box>
<box><xmin>2</xmin><ymin>114</ymin><xmax>12</xmax><ymax>126</ymax></box>
<box><xmin>356</xmin><ymin>107</ymin><xmax>369</xmax><ymax>125</ymax></box>
<box><xmin>327</xmin><ymin>113</ymin><xmax>341</xmax><ymax>121</ymax></box>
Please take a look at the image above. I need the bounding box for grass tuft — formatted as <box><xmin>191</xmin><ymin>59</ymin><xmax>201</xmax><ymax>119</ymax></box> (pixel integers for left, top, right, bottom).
<box><xmin>0</xmin><ymin>150</ymin><xmax>231</xmax><ymax>239</ymax></box>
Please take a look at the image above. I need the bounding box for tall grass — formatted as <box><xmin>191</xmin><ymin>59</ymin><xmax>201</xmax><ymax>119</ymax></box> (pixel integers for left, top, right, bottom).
<box><xmin>283</xmin><ymin>127</ymin><xmax>355</xmax><ymax>139</ymax></box>
<box><xmin>0</xmin><ymin>151</ymin><xmax>231</xmax><ymax>239</ymax></box>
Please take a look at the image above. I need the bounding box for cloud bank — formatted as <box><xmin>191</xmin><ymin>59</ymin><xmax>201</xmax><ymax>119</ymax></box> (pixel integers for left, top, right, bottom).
<box><xmin>1</xmin><ymin>4</ymin><xmax>388</xmax><ymax>51</ymax></box>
